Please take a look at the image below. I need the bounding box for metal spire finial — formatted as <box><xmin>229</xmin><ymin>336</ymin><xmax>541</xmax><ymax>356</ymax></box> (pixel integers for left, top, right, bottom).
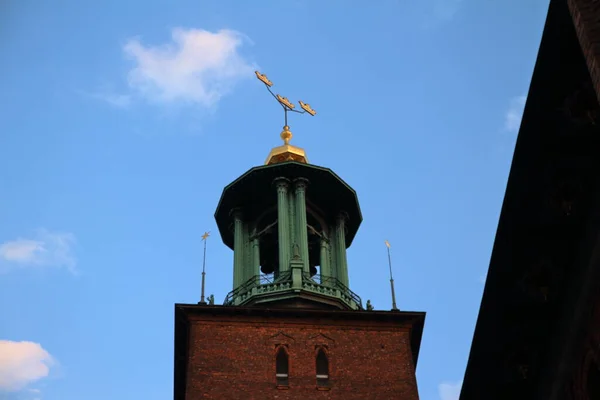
<box><xmin>198</xmin><ymin>231</ymin><xmax>210</xmax><ymax>305</ymax></box>
<box><xmin>385</xmin><ymin>240</ymin><xmax>399</xmax><ymax>311</ymax></box>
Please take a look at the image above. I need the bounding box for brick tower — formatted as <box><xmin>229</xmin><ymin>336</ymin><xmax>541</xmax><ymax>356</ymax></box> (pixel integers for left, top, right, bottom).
<box><xmin>173</xmin><ymin>72</ymin><xmax>426</xmax><ymax>399</ymax></box>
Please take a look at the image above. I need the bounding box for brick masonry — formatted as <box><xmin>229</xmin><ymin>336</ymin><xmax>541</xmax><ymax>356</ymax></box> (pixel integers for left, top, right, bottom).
<box><xmin>569</xmin><ymin>0</ymin><xmax>600</xmax><ymax>103</ymax></box>
<box><xmin>180</xmin><ymin>308</ymin><xmax>422</xmax><ymax>400</ymax></box>
<box><xmin>561</xmin><ymin>3</ymin><xmax>600</xmax><ymax>398</ymax></box>
<box><xmin>565</xmin><ymin>275</ymin><xmax>600</xmax><ymax>400</ymax></box>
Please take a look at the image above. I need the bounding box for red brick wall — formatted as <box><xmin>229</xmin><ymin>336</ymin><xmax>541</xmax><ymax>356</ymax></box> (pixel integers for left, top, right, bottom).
<box><xmin>569</xmin><ymin>0</ymin><xmax>600</xmax><ymax>103</ymax></box>
<box><xmin>184</xmin><ymin>313</ymin><xmax>419</xmax><ymax>400</ymax></box>
<box><xmin>558</xmin><ymin>6</ymin><xmax>600</xmax><ymax>395</ymax></box>
<box><xmin>563</xmin><ymin>9</ymin><xmax>600</xmax><ymax>396</ymax></box>
<box><xmin>564</xmin><ymin>281</ymin><xmax>600</xmax><ymax>399</ymax></box>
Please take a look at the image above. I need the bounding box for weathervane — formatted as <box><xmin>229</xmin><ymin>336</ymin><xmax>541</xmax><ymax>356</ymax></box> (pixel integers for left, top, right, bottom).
<box><xmin>255</xmin><ymin>71</ymin><xmax>316</xmax><ymax>143</ymax></box>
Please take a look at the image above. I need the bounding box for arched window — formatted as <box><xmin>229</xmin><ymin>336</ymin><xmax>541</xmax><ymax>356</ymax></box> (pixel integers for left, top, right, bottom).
<box><xmin>276</xmin><ymin>347</ymin><xmax>289</xmax><ymax>386</ymax></box>
<box><xmin>316</xmin><ymin>348</ymin><xmax>329</xmax><ymax>387</ymax></box>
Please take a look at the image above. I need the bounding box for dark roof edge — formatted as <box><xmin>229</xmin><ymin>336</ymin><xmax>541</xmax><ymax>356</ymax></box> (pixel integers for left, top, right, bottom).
<box><xmin>214</xmin><ymin>162</ymin><xmax>362</xmax><ymax>221</ymax></box>
<box><xmin>176</xmin><ymin>303</ymin><xmax>424</xmax><ymax>320</ymax></box>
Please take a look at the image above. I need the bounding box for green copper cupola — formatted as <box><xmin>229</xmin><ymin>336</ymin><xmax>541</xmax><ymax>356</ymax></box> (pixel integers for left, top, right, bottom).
<box><xmin>215</xmin><ymin>161</ymin><xmax>363</xmax><ymax>310</ymax></box>
<box><xmin>214</xmin><ymin>70</ymin><xmax>363</xmax><ymax>310</ymax></box>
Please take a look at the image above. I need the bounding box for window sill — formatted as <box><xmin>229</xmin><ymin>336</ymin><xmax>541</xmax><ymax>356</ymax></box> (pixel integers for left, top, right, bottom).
<box><xmin>316</xmin><ymin>386</ymin><xmax>331</xmax><ymax>391</ymax></box>
<box><xmin>276</xmin><ymin>385</ymin><xmax>290</xmax><ymax>390</ymax></box>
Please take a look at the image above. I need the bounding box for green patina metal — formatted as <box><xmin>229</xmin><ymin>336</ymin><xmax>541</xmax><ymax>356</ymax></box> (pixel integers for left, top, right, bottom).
<box><xmin>294</xmin><ymin>179</ymin><xmax>310</xmax><ymax>273</ymax></box>
<box><xmin>214</xmin><ymin>161</ymin><xmax>363</xmax><ymax>310</ymax></box>
<box><xmin>243</xmin><ymin>223</ymin><xmax>251</xmax><ymax>284</ymax></box>
<box><xmin>288</xmin><ymin>189</ymin><xmax>296</xmax><ymax>257</ymax></box>
<box><xmin>214</xmin><ymin>162</ymin><xmax>362</xmax><ymax>249</ymax></box>
<box><xmin>223</xmin><ymin>269</ymin><xmax>363</xmax><ymax>310</ymax></box>
<box><xmin>336</xmin><ymin>213</ymin><xmax>350</xmax><ymax>288</ymax></box>
<box><xmin>319</xmin><ymin>234</ymin><xmax>331</xmax><ymax>281</ymax></box>
<box><xmin>329</xmin><ymin>231</ymin><xmax>338</xmax><ymax>281</ymax></box>
<box><xmin>232</xmin><ymin>210</ymin><xmax>244</xmax><ymax>289</ymax></box>
<box><xmin>251</xmin><ymin>235</ymin><xmax>260</xmax><ymax>285</ymax></box>
<box><xmin>274</xmin><ymin>178</ymin><xmax>291</xmax><ymax>274</ymax></box>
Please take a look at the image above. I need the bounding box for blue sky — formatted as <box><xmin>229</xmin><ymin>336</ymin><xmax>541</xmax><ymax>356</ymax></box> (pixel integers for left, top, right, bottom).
<box><xmin>0</xmin><ymin>1</ymin><xmax>549</xmax><ymax>399</ymax></box>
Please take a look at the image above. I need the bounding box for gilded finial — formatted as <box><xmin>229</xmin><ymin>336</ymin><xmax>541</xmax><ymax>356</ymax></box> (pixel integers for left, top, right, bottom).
<box><xmin>280</xmin><ymin>125</ymin><xmax>292</xmax><ymax>145</ymax></box>
<box><xmin>256</xmin><ymin>70</ymin><xmax>317</xmax><ymax>165</ymax></box>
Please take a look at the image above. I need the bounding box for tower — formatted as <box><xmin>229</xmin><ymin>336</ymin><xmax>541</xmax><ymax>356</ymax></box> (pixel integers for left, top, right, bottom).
<box><xmin>173</xmin><ymin>72</ymin><xmax>426</xmax><ymax>399</ymax></box>
<box><xmin>216</xmin><ymin>126</ymin><xmax>362</xmax><ymax>311</ymax></box>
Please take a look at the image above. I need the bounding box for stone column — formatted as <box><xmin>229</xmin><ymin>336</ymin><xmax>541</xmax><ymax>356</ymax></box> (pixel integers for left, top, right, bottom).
<box><xmin>274</xmin><ymin>178</ymin><xmax>291</xmax><ymax>275</ymax></box>
<box><xmin>335</xmin><ymin>212</ymin><xmax>349</xmax><ymax>288</ymax></box>
<box><xmin>231</xmin><ymin>208</ymin><xmax>244</xmax><ymax>289</ymax></box>
<box><xmin>294</xmin><ymin>178</ymin><xmax>311</xmax><ymax>274</ymax></box>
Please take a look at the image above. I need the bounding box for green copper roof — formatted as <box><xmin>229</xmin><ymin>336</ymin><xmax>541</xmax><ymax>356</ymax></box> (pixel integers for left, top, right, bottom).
<box><xmin>214</xmin><ymin>161</ymin><xmax>363</xmax><ymax>251</ymax></box>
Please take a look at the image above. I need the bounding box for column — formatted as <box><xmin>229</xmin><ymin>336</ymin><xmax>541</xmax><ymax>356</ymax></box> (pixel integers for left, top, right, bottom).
<box><xmin>274</xmin><ymin>178</ymin><xmax>291</xmax><ymax>274</ymax></box>
<box><xmin>329</xmin><ymin>231</ymin><xmax>338</xmax><ymax>280</ymax></box>
<box><xmin>335</xmin><ymin>212</ymin><xmax>349</xmax><ymax>287</ymax></box>
<box><xmin>242</xmin><ymin>223</ymin><xmax>250</xmax><ymax>284</ymax></box>
<box><xmin>231</xmin><ymin>208</ymin><xmax>244</xmax><ymax>289</ymax></box>
<box><xmin>319</xmin><ymin>234</ymin><xmax>331</xmax><ymax>282</ymax></box>
<box><xmin>288</xmin><ymin>190</ymin><xmax>296</xmax><ymax>252</ymax></box>
<box><xmin>252</xmin><ymin>237</ymin><xmax>260</xmax><ymax>285</ymax></box>
<box><xmin>294</xmin><ymin>178</ymin><xmax>310</xmax><ymax>274</ymax></box>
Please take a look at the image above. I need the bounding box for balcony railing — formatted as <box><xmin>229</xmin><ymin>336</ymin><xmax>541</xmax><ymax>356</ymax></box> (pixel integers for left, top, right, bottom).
<box><xmin>223</xmin><ymin>270</ymin><xmax>363</xmax><ymax>310</ymax></box>
<box><xmin>223</xmin><ymin>271</ymin><xmax>292</xmax><ymax>306</ymax></box>
<box><xmin>302</xmin><ymin>272</ymin><xmax>363</xmax><ymax>310</ymax></box>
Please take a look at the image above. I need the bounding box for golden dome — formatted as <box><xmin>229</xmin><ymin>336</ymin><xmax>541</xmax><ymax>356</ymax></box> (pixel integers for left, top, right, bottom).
<box><xmin>265</xmin><ymin>125</ymin><xmax>308</xmax><ymax>165</ymax></box>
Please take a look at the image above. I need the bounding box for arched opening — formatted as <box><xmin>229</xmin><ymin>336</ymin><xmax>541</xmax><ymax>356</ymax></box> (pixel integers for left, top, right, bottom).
<box><xmin>255</xmin><ymin>208</ymin><xmax>278</xmax><ymax>280</ymax></box>
<box><xmin>316</xmin><ymin>348</ymin><xmax>329</xmax><ymax>387</ymax></box>
<box><xmin>276</xmin><ymin>347</ymin><xmax>289</xmax><ymax>386</ymax></box>
<box><xmin>587</xmin><ymin>357</ymin><xmax>600</xmax><ymax>400</ymax></box>
<box><xmin>306</xmin><ymin>207</ymin><xmax>327</xmax><ymax>279</ymax></box>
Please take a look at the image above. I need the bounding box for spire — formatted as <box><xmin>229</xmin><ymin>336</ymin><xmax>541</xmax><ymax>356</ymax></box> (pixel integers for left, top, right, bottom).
<box><xmin>198</xmin><ymin>231</ymin><xmax>210</xmax><ymax>305</ymax></box>
<box><xmin>254</xmin><ymin>71</ymin><xmax>316</xmax><ymax>165</ymax></box>
<box><xmin>385</xmin><ymin>240</ymin><xmax>399</xmax><ymax>311</ymax></box>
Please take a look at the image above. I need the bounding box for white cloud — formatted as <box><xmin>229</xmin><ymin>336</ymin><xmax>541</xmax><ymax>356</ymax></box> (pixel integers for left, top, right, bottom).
<box><xmin>505</xmin><ymin>95</ymin><xmax>526</xmax><ymax>132</ymax></box>
<box><xmin>122</xmin><ymin>28</ymin><xmax>254</xmax><ymax>108</ymax></box>
<box><xmin>439</xmin><ymin>380</ymin><xmax>462</xmax><ymax>400</ymax></box>
<box><xmin>0</xmin><ymin>229</ymin><xmax>76</xmax><ymax>273</ymax></box>
<box><xmin>0</xmin><ymin>341</ymin><xmax>54</xmax><ymax>392</ymax></box>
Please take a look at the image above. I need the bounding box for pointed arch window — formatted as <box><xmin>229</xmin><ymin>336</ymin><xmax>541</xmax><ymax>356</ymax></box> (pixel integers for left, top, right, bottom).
<box><xmin>316</xmin><ymin>348</ymin><xmax>329</xmax><ymax>387</ymax></box>
<box><xmin>276</xmin><ymin>347</ymin><xmax>289</xmax><ymax>386</ymax></box>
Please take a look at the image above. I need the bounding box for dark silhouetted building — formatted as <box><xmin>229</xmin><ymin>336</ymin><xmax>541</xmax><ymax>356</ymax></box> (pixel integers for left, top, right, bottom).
<box><xmin>460</xmin><ymin>1</ymin><xmax>600</xmax><ymax>399</ymax></box>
